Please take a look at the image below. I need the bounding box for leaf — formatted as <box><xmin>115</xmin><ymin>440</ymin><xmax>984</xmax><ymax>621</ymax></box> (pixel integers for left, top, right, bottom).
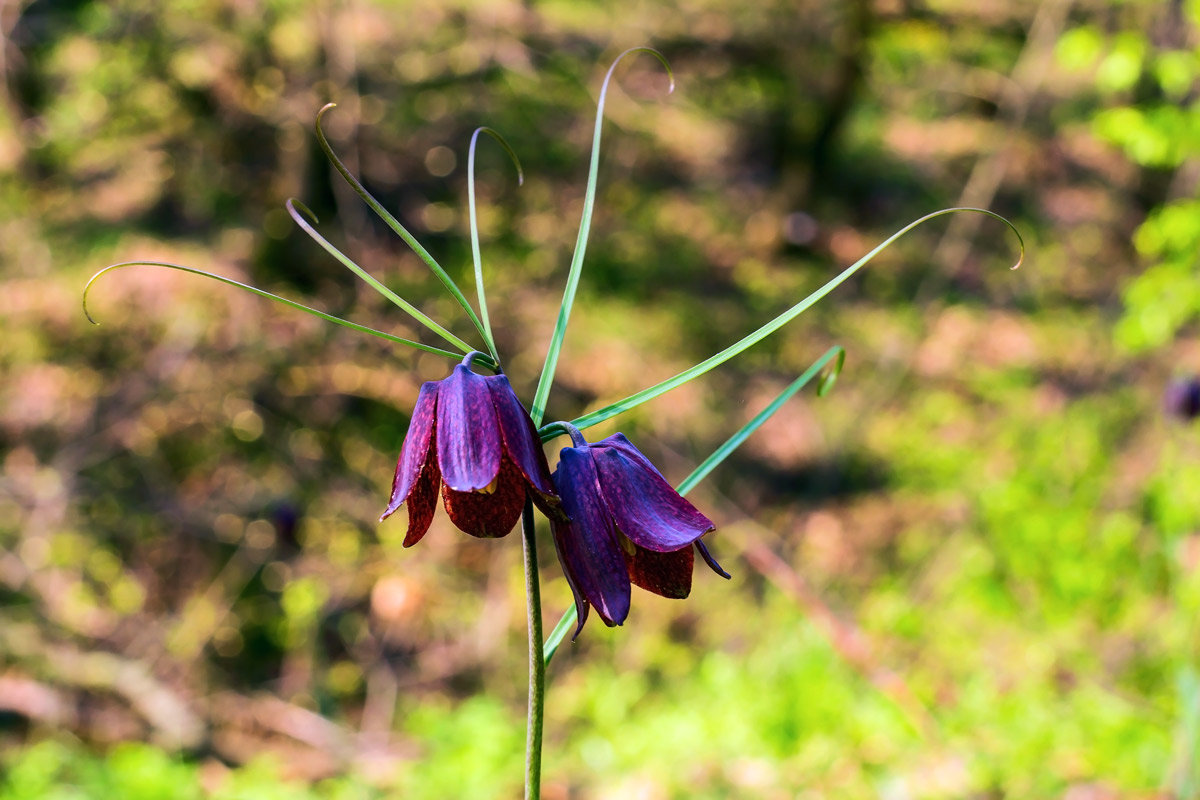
<box><xmin>529</xmin><ymin>47</ymin><xmax>674</xmax><ymax>425</ymax></box>
<box><xmin>81</xmin><ymin>260</ymin><xmax>465</xmax><ymax>361</ymax></box>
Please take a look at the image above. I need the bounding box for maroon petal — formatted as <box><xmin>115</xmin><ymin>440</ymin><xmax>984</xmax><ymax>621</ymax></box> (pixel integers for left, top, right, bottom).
<box><xmin>592</xmin><ymin>435</ymin><xmax>715</xmax><ymax>553</ymax></box>
<box><xmin>622</xmin><ymin>536</ymin><xmax>694</xmax><ymax>599</ymax></box>
<box><xmin>441</xmin><ymin>455</ymin><xmax>525</xmax><ymax>538</ymax></box>
<box><xmin>381</xmin><ymin>381</ymin><xmax>439</xmax><ymax>522</ymax></box>
<box><xmin>437</xmin><ymin>364</ymin><xmax>502</xmax><ymax>492</ymax></box>
<box><xmin>487</xmin><ymin>375</ymin><xmax>564</xmax><ymax>519</ymax></box>
<box><xmin>551</xmin><ymin>447</ymin><xmax>630</xmax><ymax>629</ymax></box>
<box><xmin>402</xmin><ymin>450</ymin><xmax>442</xmax><ymax>547</ymax></box>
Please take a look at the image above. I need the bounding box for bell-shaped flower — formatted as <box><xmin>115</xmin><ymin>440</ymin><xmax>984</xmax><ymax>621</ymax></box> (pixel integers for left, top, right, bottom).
<box><xmin>549</xmin><ymin>428</ymin><xmax>729</xmax><ymax>638</ymax></box>
<box><xmin>381</xmin><ymin>354</ymin><xmax>562</xmax><ymax>545</ymax></box>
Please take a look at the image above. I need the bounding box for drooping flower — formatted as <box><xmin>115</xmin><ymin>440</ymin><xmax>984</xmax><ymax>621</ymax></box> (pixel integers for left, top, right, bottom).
<box><xmin>548</xmin><ymin>426</ymin><xmax>730</xmax><ymax>638</ymax></box>
<box><xmin>1165</xmin><ymin>376</ymin><xmax>1200</xmax><ymax>421</ymax></box>
<box><xmin>381</xmin><ymin>353</ymin><xmax>562</xmax><ymax>545</ymax></box>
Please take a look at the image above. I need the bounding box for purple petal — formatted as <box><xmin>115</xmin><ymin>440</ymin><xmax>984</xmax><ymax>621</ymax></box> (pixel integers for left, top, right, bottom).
<box><xmin>441</xmin><ymin>455</ymin><xmax>526</xmax><ymax>538</ymax></box>
<box><xmin>594</xmin><ymin>433</ymin><xmax>668</xmax><ymax>479</ymax></box>
<box><xmin>381</xmin><ymin>381</ymin><xmax>439</xmax><ymax>521</ymax></box>
<box><xmin>696</xmin><ymin>539</ymin><xmax>731</xmax><ymax>579</ymax></box>
<box><xmin>592</xmin><ymin>436</ymin><xmax>715</xmax><ymax>553</ymax></box>
<box><xmin>436</xmin><ymin>364</ymin><xmax>502</xmax><ymax>492</ymax></box>
<box><xmin>550</xmin><ymin>448</ymin><xmax>630</xmax><ymax>630</ymax></box>
<box><xmin>623</xmin><ymin>537</ymin><xmax>694</xmax><ymax>599</ymax></box>
<box><xmin>557</xmin><ymin>550</ymin><xmax>591</xmax><ymax>641</ymax></box>
<box><xmin>486</xmin><ymin>376</ymin><xmax>564</xmax><ymax>520</ymax></box>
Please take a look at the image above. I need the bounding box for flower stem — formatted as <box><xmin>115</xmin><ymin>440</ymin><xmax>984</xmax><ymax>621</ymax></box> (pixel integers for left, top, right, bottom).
<box><xmin>521</xmin><ymin>498</ymin><xmax>545</xmax><ymax>799</ymax></box>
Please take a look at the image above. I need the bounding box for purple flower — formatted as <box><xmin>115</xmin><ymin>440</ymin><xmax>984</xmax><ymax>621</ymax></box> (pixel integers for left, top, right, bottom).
<box><xmin>381</xmin><ymin>355</ymin><xmax>562</xmax><ymax>545</ymax></box>
<box><xmin>1165</xmin><ymin>376</ymin><xmax>1200</xmax><ymax>421</ymax></box>
<box><xmin>549</xmin><ymin>428</ymin><xmax>729</xmax><ymax>638</ymax></box>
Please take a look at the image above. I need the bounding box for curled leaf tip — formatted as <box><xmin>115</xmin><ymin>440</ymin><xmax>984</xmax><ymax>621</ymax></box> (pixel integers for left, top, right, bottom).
<box><xmin>471</xmin><ymin>126</ymin><xmax>524</xmax><ymax>188</ymax></box>
<box><xmin>612</xmin><ymin>46</ymin><xmax>675</xmax><ymax>97</ymax></box>
<box><xmin>81</xmin><ymin>267</ymin><xmax>117</xmax><ymax>325</ymax></box>
<box><xmin>950</xmin><ymin>206</ymin><xmax>1024</xmax><ymax>272</ymax></box>
<box><xmin>316</xmin><ymin>102</ymin><xmax>337</xmax><ymax>124</ymax></box>
<box><xmin>816</xmin><ymin>347</ymin><xmax>846</xmax><ymax>397</ymax></box>
<box><xmin>286</xmin><ymin>197</ymin><xmax>319</xmax><ymax>226</ymax></box>
<box><xmin>1010</xmin><ymin>241</ymin><xmax>1025</xmax><ymax>271</ymax></box>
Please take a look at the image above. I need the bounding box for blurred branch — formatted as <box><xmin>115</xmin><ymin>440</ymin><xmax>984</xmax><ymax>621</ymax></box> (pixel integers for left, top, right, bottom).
<box><xmin>0</xmin><ymin>673</ymin><xmax>72</xmax><ymax>727</ymax></box>
<box><xmin>0</xmin><ymin>616</ymin><xmax>206</xmax><ymax>749</ymax></box>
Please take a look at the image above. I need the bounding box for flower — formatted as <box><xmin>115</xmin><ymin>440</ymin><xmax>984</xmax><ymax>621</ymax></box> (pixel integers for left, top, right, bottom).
<box><xmin>381</xmin><ymin>354</ymin><xmax>562</xmax><ymax>545</ymax></box>
<box><xmin>548</xmin><ymin>428</ymin><xmax>729</xmax><ymax>638</ymax></box>
<box><xmin>1165</xmin><ymin>376</ymin><xmax>1200</xmax><ymax>421</ymax></box>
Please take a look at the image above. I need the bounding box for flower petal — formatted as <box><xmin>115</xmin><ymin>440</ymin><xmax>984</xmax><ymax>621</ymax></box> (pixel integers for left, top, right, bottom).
<box><xmin>402</xmin><ymin>451</ymin><xmax>441</xmax><ymax>547</ymax></box>
<box><xmin>380</xmin><ymin>381</ymin><xmax>439</xmax><ymax>522</ymax></box>
<box><xmin>551</xmin><ymin>447</ymin><xmax>630</xmax><ymax>629</ymax></box>
<box><xmin>695</xmin><ymin>539</ymin><xmax>731</xmax><ymax>579</ymax></box>
<box><xmin>622</xmin><ymin>536</ymin><xmax>694</xmax><ymax>599</ymax></box>
<box><xmin>441</xmin><ymin>455</ymin><xmax>525</xmax><ymax>538</ymax></box>
<box><xmin>558</xmin><ymin>555</ymin><xmax>591</xmax><ymax>642</ymax></box>
<box><xmin>592</xmin><ymin>435</ymin><xmax>715</xmax><ymax>552</ymax></box>
<box><xmin>487</xmin><ymin>375</ymin><xmax>564</xmax><ymax>520</ymax></box>
<box><xmin>437</xmin><ymin>364</ymin><xmax>502</xmax><ymax>492</ymax></box>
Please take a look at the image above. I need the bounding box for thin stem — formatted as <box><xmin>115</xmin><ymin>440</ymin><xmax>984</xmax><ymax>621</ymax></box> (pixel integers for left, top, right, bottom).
<box><xmin>521</xmin><ymin>499</ymin><xmax>545</xmax><ymax>800</ymax></box>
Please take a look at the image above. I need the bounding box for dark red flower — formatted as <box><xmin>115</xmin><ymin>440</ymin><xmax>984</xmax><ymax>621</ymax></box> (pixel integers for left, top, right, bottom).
<box><xmin>549</xmin><ymin>429</ymin><xmax>729</xmax><ymax>638</ymax></box>
<box><xmin>381</xmin><ymin>355</ymin><xmax>561</xmax><ymax>545</ymax></box>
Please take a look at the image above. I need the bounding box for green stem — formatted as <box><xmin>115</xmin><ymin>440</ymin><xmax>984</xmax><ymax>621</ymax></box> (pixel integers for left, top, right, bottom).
<box><xmin>521</xmin><ymin>499</ymin><xmax>545</xmax><ymax>799</ymax></box>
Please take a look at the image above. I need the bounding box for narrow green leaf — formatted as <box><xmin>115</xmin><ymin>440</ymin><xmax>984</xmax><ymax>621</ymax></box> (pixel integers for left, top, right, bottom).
<box><xmin>286</xmin><ymin>199</ymin><xmax>474</xmax><ymax>354</ymax></box>
<box><xmin>542</xmin><ymin>345</ymin><xmax>844</xmax><ymax>665</ymax></box>
<box><xmin>313</xmin><ymin>103</ymin><xmax>492</xmax><ymax>348</ymax></box>
<box><xmin>82</xmin><ymin>260</ymin><xmax>467</xmax><ymax>361</ymax></box>
<box><xmin>529</xmin><ymin>47</ymin><xmax>674</xmax><ymax>425</ymax></box>
<box><xmin>541</xmin><ymin>602</ymin><xmax>578</xmax><ymax>666</ymax></box>
<box><xmin>467</xmin><ymin>126</ymin><xmax>524</xmax><ymax>364</ymax></box>
<box><xmin>676</xmin><ymin>345</ymin><xmax>844</xmax><ymax>495</ymax></box>
<box><xmin>560</xmin><ymin>207</ymin><xmax>1023</xmax><ymax>435</ymax></box>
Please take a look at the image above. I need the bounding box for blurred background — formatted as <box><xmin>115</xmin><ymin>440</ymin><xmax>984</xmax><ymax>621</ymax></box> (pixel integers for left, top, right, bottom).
<box><xmin>1</xmin><ymin>0</ymin><xmax>1199</xmax><ymax>797</ymax></box>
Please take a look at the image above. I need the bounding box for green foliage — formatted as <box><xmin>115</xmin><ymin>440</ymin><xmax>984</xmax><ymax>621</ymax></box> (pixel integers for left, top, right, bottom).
<box><xmin>0</xmin><ymin>741</ymin><xmax>374</xmax><ymax>800</ymax></box>
<box><xmin>2</xmin><ymin>0</ymin><xmax>1199</xmax><ymax>797</ymax></box>
<box><xmin>1057</xmin><ymin>10</ymin><xmax>1200</xmax><ymax>352</ymax></box>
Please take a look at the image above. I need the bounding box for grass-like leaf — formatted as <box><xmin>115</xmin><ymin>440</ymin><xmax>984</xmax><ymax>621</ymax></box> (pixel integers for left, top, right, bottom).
<box><xmin>542</xmin><ymin>606</ymin><xmax>578</xmax><ymax>667</ymax></box>
<box><xmin>286</xmin><ymin>199</ymin><xmax>473</xmax><ymax>354</ymax></box>
<box><xmin>467</xmin><ymin>126</ymin><xmax>524</xmax><ymax>364</ymax></box>
<box><xmin>542</xmin><ymin>345</ymin><xmax>844</xmax><ymax>665</ymax></box>
<box><xmin>529</xmin><ymin>47</ymin><xmax>674</xmax><ymax>425</ymax></box>
<box><xmin>1170</xmin><ymin>666</ymin><xmax>1200</xmax><ymax>797</ymax></box>
<box><xmin>560</xmin><ymin>207</ymin><xmax>1023</xmax><ymax>435</ymax></box>
<box><xmin>313</xmin><ymin>103</ymin><xmax>492</xmax><ymax>351</ymax></box>
<box><xmin>544</xmin><ymin>207</ymin><xmax>1023</xmax><ymax>662</ymax></box>
<box><xmin>82</xmin><ymin>260</ymin><xmax>467</xmax><ymax>361</ymax></box>
<box><xmin>675</xmin><ymin>345</ymin><xmax>844</xmax><ymax>495</ymax></box>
